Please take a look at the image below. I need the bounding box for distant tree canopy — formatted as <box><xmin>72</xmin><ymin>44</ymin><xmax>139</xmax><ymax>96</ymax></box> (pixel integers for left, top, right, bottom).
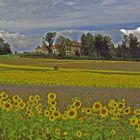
<box><xmin>0</xmin><ymin>37</ymin><xmax>12</xmax><ymax>55</ymax></box>
<box><xmin>81</xmin><ymin>33</ymin><xmax>114</xmax><ymax>59</ymax></box>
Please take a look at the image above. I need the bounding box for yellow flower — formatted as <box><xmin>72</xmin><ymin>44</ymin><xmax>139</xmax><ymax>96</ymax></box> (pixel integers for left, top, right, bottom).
<box><xmin>108</xmin><ymin>100</ymin><xmax>117</xmax><ymax>109</ymax></box>
<box><xmin>1</xmin><ymin>92</ymin><xmax>8</xmax><ymax>99</ymax></box>
<box><xmin>136</xmin><ymin>127</ymin><xmax>140</xmax><ymax>133</ymax></box>
<box><xmin>100</xmin><ymin>107</ymin><xmax>109</xmax><ymax>118</ymax></box>
<box><xmin>49</xmin><ymin>114</ymin><xmax>55</xmax><ymax>122</ymax></box>
<box><xmin>18</xmin><ymin>101</ymin><xmax>26</xmax><ymax>109</ymax></box>
<box><xmin>63</xmin><ymin>131</ymin><xmax>68</xmax><ymax>136</ymax></box>
<box><xmin>73</xmin><ymin>100</ymin><xmax>82</xmax><ymax>109</ymax></box>
<box><xmin>130</xmin><ymin>117</ymin><xmax>138</xmax><ymax>126</ymax></box>
<box><xmin>44</xmin><ymin>109</ymin><xmax>50</xmax><ymax>117</ymax></box>
<box><xmin>134</xmin><ymin>109</ymin><xmax>140</xmax><ymax>115</ymax></box>
<box><xmin>92</xmin><ymin>102</ymin><xmax>102</xmax><ymax>112</ymax></box>
<box><xmin>85</xmin><ymin>107</ymin><xmax>92</xmax><ymax>115</ymax></box>
<box><xmin>29</xmin><ymin>95</ymin><xmax>35</xmax><ymax>102</ymax></box>
<box><xmin>79</xmin><ymin>118</ymin><xmax>84</xmax><ymax>123</ymax></box>
<box><xmin>62</xmin><ymin>113</ymin><xmax>68</xmax><ymax>120</ymax></box>
<box><xmin>35</xmin><ymin>95</ymin><xmax>41</xmax><ymax>101</ymax></box>
<box><xmin>111</xmin><ymin>130</ymin><xmax>116</xmax><ymax>136</ymax></box>
<box><xmin>81</xmin><ymin>107</ymin><xmax>86</xmax><ymax>113</ymax></box>
<box><xmin>50</xmin><ymin>100</ymin><xmax>57</xmax><ymax>106</ymax></box>
<box><xmin>2</xmin><ymin>101</ymin><xmax>12</xmax><ymax>112</ymax></box>
<box><xmin>67</xmin><ymin>109</ymin><xmax>77</xmax><ymax>119</ymax></box>
<box><xmin>52</xmin><ymin>111</ymin><xmax>61</xmax><ymax>119</ymax></box>
<box><xmin>47</xmin><ymin>92</ymin><xmax>56</xmax><ymax>101</ymax></box>
<box><xmin>117</xmin><ymin>103</ymin><xmax>125</xmax><ymax>112</ymax></box>
<box><xmin>12</xmin><ymin>95</ymin><xmax>20</xmax><ymax>102</ymax></box>
<box><xmin>76</xmin><ymin>130</ymin><xmax>82</xmax><ymax>138</ymax></box>
<box><xmin>55</xmin><ymin>128</ymin><xmax>60</xmax><ymax>135</ymax></box>
<box><xmin>124</xmin><ymin>107</ymin><xmax>131</xmax><ymax>115</ymax></box>
<box><xmin>18</xmin><ymin>115</ymin><xmax>23</xmax><ymax>120</ymax></box>
<box><xmin>49</xmin><ymin>106</ymin><xmax>56</xmax><ymax>112</ymax></box>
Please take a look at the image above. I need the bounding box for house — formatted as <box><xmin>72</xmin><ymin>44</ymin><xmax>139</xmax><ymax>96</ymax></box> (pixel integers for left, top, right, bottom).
<box><xmin>35</xmin><ymin>40</ymin><xmax>81</xmax><ymax>56</ymax></box>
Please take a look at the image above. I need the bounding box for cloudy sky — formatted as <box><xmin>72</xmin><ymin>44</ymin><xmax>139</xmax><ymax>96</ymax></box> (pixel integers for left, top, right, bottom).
<box><xmin>0</xmin><ymin>0</ymin><xmax>140</xmax><ymax>51</ymax></box>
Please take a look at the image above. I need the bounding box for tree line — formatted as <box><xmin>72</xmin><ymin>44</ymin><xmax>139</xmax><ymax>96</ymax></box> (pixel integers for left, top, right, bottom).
<box><xmin>42</xmin><ymin>32</ymin><xmax>140</xmax><ymax>60</ymax></box>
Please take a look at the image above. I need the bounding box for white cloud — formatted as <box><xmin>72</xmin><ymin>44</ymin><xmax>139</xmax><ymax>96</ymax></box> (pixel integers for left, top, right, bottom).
<box><xmin>0</xmin><ymin>31</ymin><xmax>25</xmax><ymax>38</ymax></box>
<box><xmin>120</xmin><ymin>27</ymin><xmax>140</xmax><ymax>40</ymax></box>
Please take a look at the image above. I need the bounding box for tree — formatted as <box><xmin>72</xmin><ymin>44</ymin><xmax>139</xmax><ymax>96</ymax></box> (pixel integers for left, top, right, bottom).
<box><xmin>0</xmin><ymin>37</ymin><xmax>12</xmax><ymax>55</ymax></box>
<box><xmin>80</xmin><ymin>33</ymin><xmax>94</xmax><ymax>56</ymax></box>
<box><xmin>56</xmin><ymin>36</ymin><xmax>72</xmax><ymax>58</ymax></box>
<box><xmin>42</xmin><ymin>32</ymin><xmax>56</xmax><ymax>56</ymax></box>
<box><xmin>128</xmin><ymin>34</ymin><xmax>139</xmax><ymax>59</ymax></box>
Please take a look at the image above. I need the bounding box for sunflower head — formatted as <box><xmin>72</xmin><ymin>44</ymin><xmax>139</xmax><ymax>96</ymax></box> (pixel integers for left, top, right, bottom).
<box><xmin>130</xmin><ymin>117</ymin><xmax>138</xmax><ymax>126</ymax></box>
<box><xmin>92</xmin><ymin>102</ymin><xmax>102</xmax><ymax>112</ymax></box>
<box><xmin>67</xmin><ymin>109</ymin><xmax>77</xmax><ymax>119</ymax></box>
<box><xmin>111</xmin><ymin>130</ymin><xmax>116</xmax><ymax>136</ymax></box>
<box><xmin>47</xmin><ymin>92</ymin><xmax>56</xmax><ymax>101</ymax></box>
<box><xmin>76</xmin><ymin>130</ymin><xmax>82</xmax><ymax>138</ymax></box>
<box><xmin>73</xmin><ymin>100</ymin><xmax>82</xmax><ymax>109</ymax></box>
<box><xmin>44</xmin><ymin>109</ymin><xmax>50</xmax><ymax>117</ymax></box>
<box><xmin>100</xmin><ymin>107</ymin><xmax>109</xmax><ymax>118</ymax></box>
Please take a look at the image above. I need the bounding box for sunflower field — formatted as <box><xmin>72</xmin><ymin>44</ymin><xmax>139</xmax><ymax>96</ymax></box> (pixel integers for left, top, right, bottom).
<box><xmin>1</xmin><ymin>91</ymin><xmax>140</xmax><ymax>140</ymax></box>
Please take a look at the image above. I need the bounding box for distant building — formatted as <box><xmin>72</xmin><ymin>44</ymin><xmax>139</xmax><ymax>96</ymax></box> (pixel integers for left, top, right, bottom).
<box><xmin>35</xmin><ymin>40</ymin><xmax>81</xmax><ymax>56</ymax></box>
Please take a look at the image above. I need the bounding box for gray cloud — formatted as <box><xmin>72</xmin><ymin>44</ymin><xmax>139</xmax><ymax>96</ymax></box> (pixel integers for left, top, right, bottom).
<box><xmin>0</xmin><ymin>0</ymin><xmax>140</xmax><ymax>33</ymax></box>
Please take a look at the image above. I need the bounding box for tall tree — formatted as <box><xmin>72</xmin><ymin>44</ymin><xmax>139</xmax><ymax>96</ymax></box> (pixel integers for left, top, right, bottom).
<box><xmin>42</xmin><ymin>32</ymin><xmax>56</xmax><ymax>56</ymax></box>
<box><xmin>80</xmin><ymin>33</ymin><xmax>94</xmax><ymax>56</ymax></box>
<box><xmin>128</xmin><ymin>33</ymin><xmax>139</xmax><ymax>59</ymax></box>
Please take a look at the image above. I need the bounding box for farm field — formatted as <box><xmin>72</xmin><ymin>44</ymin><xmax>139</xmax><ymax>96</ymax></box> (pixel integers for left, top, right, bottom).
<box><xmin>0</xmin><ymin>56</ymin><xmax>140</xmax><ymax>139</ymax></box>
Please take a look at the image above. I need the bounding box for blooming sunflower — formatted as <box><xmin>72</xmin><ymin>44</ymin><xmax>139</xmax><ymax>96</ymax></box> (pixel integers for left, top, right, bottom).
<box><xmin>85</xmin><ymin>107</ymin><xmax>92</xmax><ymax>115</ymax></box>
<box><xmin>73</xmin><ymin>100</ymin><xmax>82</xmax><ymax>109</ymax></box>
<box><xmin>130</xmin><ymin>117</ymin><xmax>138</xmax><ymax>126</ymax></box>
<box><xmin>79</xmin><ymin>118</ymin><xmax>84</xmax><ymax>123</ymax></box>
<box><xmin>2</xmin><ymin>101</ymin><xmax>12</xmax><ymax>112</ymax></box>
<box><xmin>52</xmin><ymin>111</ymin><xmax>61</xmax><ymax>119</ymax></box>
<box><xmin>49</xmin><ymin>114</ymin><xmax>55</xmax><ymax>122</ymax></box>
<box><xmin>55</xmin><ymin>128</ymin><xmax>60</xmax><ymax>135</ymax></box>
<box><xmin>108</xmin><ymin>99</ymin><xmax>117</xmax><ymax>109</ymax></box>
<box><xmin>35</xmin><ymin>95</ymin><xmax>41</xmax><ymax>101</ymax></box>
<box><xmin>63</xmin><ymin>131</ymin><xmax>68</xmax><ymax>136</ymax></box>
<box><xmin>67</xmin><ymin>109</ymin><xmax>77</xmax><ymax>119</ymax></box>
<box><xmin>44</xmin><ymin>109</ymin><xmax>50</xmax><ymax>117</ymax></box>
<box><xmin>18</xmin><ymin>101</ymin><xmax>26</xmax><ymax>109</ymax></box>
<box><xmin>1</xmin><ymin>92</ymin><xmax>8</xmax><ymax>99</ymax></box>
<box><xmin>12</xmin><ymin>95</ymin><xmax>20</xmax><ymax>103</ymax></box>
<box><xmin>124</xmin><ymin>106</ymin><xmax>131</xmax><ymax>115</ymax></box>
<box><xmin>100</xmin><ymin>107</ymin><xmax>109</xmax><ymax>118</ymax></box>
<box><xmin>49</xmin><ymin>106</ymin><xmax>56</xmax><ymax>112</ymax></box>
<box><xmin>50</xmin><ymin>100</ymin><xmax>57</xmax><ymax>106</ymax></box>
<box><xmin>29</xmin><ymin>95</ymin><xmax>35</xmax><ymax>102</ymax></box>
<box><xmin>117</xmin><ymin>103</ymin><xmax>125</xmax><ymax>112</ymax></box>
<box><xmin>136</xmin><ymin>127</ymin><xmax>140</xmax><ymax>133</ymax></box>
<box><xmin>92</xmin><ymin>102</ymin><xmax>102</xmax><ymax>112</ymax></box>
<box><xmin>62</xmin><ymin>113</ymin><xmax>68</xmax><ymax>120</ymax></box>
<box><xmin>111</xmin><ymin>130</ymin><xmax>116</xmax><ymax>136</ymax></box>
<box><xmin>76</xmin><ymin>130</ymin><xmax>82</xmax><ymax>138</ymax></box>
<box><xmin>47</xmin><ymin>92</ymin><xmax>56</xmax><ymax>101</ymax></box>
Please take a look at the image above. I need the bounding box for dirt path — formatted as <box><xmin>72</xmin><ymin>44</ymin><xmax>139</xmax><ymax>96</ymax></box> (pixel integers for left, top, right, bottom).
<box><xmin>0</xmin><ymin>84</ymin><xmax>140</xmax><ymax>108</ymax></box>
